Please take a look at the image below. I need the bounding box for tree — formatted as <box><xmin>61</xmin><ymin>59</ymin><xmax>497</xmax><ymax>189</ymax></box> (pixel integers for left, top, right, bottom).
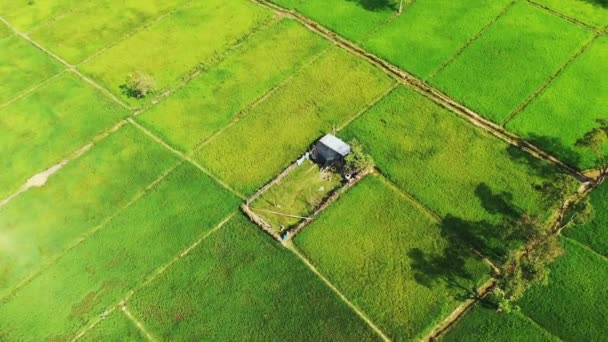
<box><xmin>120</xmin><ymin>71</ymin><xmax>156</xmax><ymax>99</ymax></box>
<box><xmin>344</xmin><ymin>140</ymin><xmax>374</xmax><ymax>176</ymax></box>
<box><xmin>535</xmin><ymin>174</ymin><xmax>579</xmax><ymax>227</ymax></box>
<box><xmin>576</xmin><ymin>119</ymin><xmax>608</xmax><ymax>182</ymax></box>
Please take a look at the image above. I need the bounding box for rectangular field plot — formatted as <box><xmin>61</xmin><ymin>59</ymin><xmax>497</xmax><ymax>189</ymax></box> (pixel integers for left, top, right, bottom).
<box><xmin>295</xmin><ymin>0</ymin><xmax>397</xmax><ymax>42</ymax></box>
<box><xmin>0</xmin><ymin>125</ymin><xmax>179</xmax><ymax>297</ymax></box>
<box><xmin>363</xmin><ymin>0</ymin><xmax>512</xmax><ymax>78</ymax></box>
<box><xmin>443</xmin><ymin>304</ymin><xmax>559</xmax><ymax>342</ymax></box>
<box><xmin>431</xmin><ymin>1</ymin><xmax>594</xmax><ymax>123</ymax></box>
<box><xmin>194</xmin><ymin>47</ymin><xmax>394</xmax><ymax>195</ymax></box>
<box><xmin>136</xmin><ymin>19</ymin><xmax>328</xmax><ymax>153</ymax></box>
<box><xmin>341</xmin><ymin>86</ymin><xmax>562</xmax><ymax>224</ymax></box>
<box><xmin>564</xmin><ymin>183</ymin><xmax>608</xmax><ymax>258</ymax></box>
<box><xmin>533</xmin><ymin>0</ymin><xmax>608</xmax><ymax>29</ymax></box>
<box><xmin>80</xmin><ymin>0</ymin><xmax>272</xmax><ymax>107</ymax></box>
<box><xmin>250</xmin><ymin>159</ymin><xmax>343</xmax><ymax>233</ymax></box>
<box><xmin>0</xmin><ymin>72</ymin><xmax>128</xmax><ymax>200</ymax></box>
<box><xmin>295</xmin><ymin>175</ymin><xmax>488</xmax><ymax>339</ymax></box>
<box><xmin>79</xmin><ymin>310</ymin><xmax>145</xmax><ymax>342</ymax></box>
<box><xmin>127</xmin><ymin>214</ymin><xmax>379</xmax><ymax>341</ymax></box>
<box><xmin>507</xmin><ymin>37</ymin><xmax>608</xmax><ymax>170</ymax></box>
<box><xmin>0</xmin><ymin>164</ymin><xmax>239</xmax><ymax>341</ymax></box>
<box><xmin>0</xmin><ymin>34</ymin><xmax>63</xmax><ymax>104</ymax></box>
<box><xmin>518</xmin><ymin>238</ymin><xmax>608</xmax><ymax>341</ymax></box>
<box><xmin>29</xmin><ymin>0</ymin><xmax>187</xmax><ymax>64</ymax></box>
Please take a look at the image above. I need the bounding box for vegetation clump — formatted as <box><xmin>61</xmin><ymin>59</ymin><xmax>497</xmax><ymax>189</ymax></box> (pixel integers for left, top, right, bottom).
<box><xmin>577</xmin><ymin>119</ymin><xmax>608</xmax><ymax>182</ymax></box>
<box><xmin>344</xmin><ymin>139</ymin><xmax>374</xmax><ymax>176</ymax></box>
<box><xmin>120</xmin><ymin>71</ymin><xmax>156</xmax><ymax>99</ymax></box>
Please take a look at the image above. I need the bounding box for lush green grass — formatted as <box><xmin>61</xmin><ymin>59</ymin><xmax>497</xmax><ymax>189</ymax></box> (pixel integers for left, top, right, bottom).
<box><xmin>296</xmin><ymin>0</ymin><xmax>398</xmax><ymax>42</ymax></box>
<box><xmin>296</xmin><ymin>175</ymin><xmax>488</xmax><ymax>339</ymax></box>
<box><xmin>534</xmin><ymin>0</ymin><xmax>608</xmax><ymax>28</ymax></box>
<box><xmin>342</xmin><ymin>86</ymin><xmax>561</xmax><ymax>224</ymax></box>
<box><xmin>0</xmin><ymin>34</ymin><xmax>63</xmax><ymax>104</ymax></box>
<box><xmin>364</xmin><ymin>0</ymin><xmax>512</xmax><ymax>78</ymax></box>
<box><xmin>268</xmin><ymin>0</ymin><xmax>304</xmax><ymax>10</ymax></box>
<box><xmin>565</xmin><ymin>183</ymin><xmax>608</xmax><ymax>257</ymax></box>
<box><xmin>0</xmin><ymin>21</ymin><xmax>12</xmax><ymax>38</ymax></box>
<box><xmin>137</xmin><ymin>19</ymin><xmax>328</xmax><ymax>153</ymax></box>
<box><xmin>518</xmin><ymin>238</ymin><xmax>608</xmax><ymax>341</ymax></box>
<box><xmin>0</xmin><ymin>163</ymin><xmax>239</xmax><ymax>341</ymax></box>
<box><xmin>442</xmin><ymin>304</ymin><xmax>559</xmax><ymax>342</ymax></box>
<box><xmin>0</xmin><ymin>0</ymin><xmax>92</xmax><ymax>31</ymax></box>
<box><xmin>431</xmin><ymin>1</ymin><xmax>594</xmax><ymax>123</ymax></box>
<box><xmin>251</xmin><ymin>159</ymin><xmax>342</xmax><ymax>232</ymax></box>
<box><xmin>81</xmin><ymin>0</ymin><xmax>272</xmax><ymax>107</ymax></box>
<box><xmin>507</xmin><ymin>37</ymin><xmax>608</xmax><ymax>170</ymax></box>
<box><xmin>128</xmin><ymin>214</ymin><xmax>379</xmax><ymax>341</ymax></box>
<box><xmin>195</xmin><ymin>47</ymin><xmax>394</xmax><ymax>195</ymax></box>
<box><xmin>0</xmin><ymin>125</ymin><xmax>179</xmax><ymax>296</ymax></box>
<box><xmin>80</xmin><ymin>310</ymin><xmax>145</xmax><ymax>342</ymax></box>
<box><xmin>0</xmin><ymin>72</ymin><xmax>128</xmax><ymax>200</ymax></box>
<box><xmin>29</xmin><ymin>0</ymin><xmax>187</xmax><ymax>64</ymax></box>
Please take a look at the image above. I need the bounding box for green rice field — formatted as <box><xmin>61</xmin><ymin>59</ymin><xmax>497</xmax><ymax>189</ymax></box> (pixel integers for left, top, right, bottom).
<box><xmin>1</xmin><ymin>0</ymin><xmax>606</xmax><ymax>340</ymax></box>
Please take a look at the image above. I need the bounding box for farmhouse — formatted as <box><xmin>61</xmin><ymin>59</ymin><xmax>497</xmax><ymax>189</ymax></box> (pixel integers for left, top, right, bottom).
<box><xmin>312</xmin><ymin>134</ymin><xmax>351</xmax><ymax>168</ymax></box>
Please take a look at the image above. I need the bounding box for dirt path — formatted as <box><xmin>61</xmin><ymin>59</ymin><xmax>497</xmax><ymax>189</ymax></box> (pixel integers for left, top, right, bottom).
<box><xmin>121</xmin><ymin>305</ymin><xmax>157</xmax><ymax>341</ymax></box>
<box><xmin>251</xmin><ymin>0</ymin><xmax>591</xmax><ymax>184</ymax></box>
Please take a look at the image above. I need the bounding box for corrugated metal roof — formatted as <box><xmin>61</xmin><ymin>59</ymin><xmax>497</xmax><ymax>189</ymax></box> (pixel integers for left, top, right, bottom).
<box><xmin>319</xmin><ymin>134</ymin><xmax>351</xmax><ymax>156</ymax></box>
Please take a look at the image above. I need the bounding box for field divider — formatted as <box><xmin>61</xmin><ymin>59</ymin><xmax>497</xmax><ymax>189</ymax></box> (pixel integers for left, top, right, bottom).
<box><xmin>188</xmin><ymin>45</ymin><xmax>333</xmax><ymax>153</ymax></box>
<box><xmin>71</xmin><ymin>211</ymin><xmax>237</xmax><ymax>342</ymax></box>
<box><xmin>515</xmin><ymin>310</ymin><xmax>563</xmax><ymax>341</ymax></box>
<box><xmin>426</xmin><ymin>0</ymin><xmax>516</xmax><ymax>80</ymax></box>
<box><xmin>425</xmin><ymin>278</ymin><xmax>497</xmax><ymax>341</ymax></box>
<box><xmin>501</xmin><ymin>34</ymin><xmax>599</xmax><ymax>126</ymax></box>
<box><xmin>0</xmin><ymin>16</ymin><xmax>131</xmax><ymax>110</ymax></box>
<box><xmin>373</xmin><ymin>171</ymin><xmax>443</xmax><ymax>223</ymax></box>
<box><xmin>121</xmin><ymin>305</ymin><xmax>157</xmax><ymax>341</ymax></box>
<box><xmin>0</xmin><ymin>70</ymin><xmax>67</xmax><ymax>110</ymax></box>
<box><xmin>250</xmin><ymin>0</ymin><xmax>591</xmax><ymax>185</ymax></box>
<box><xmin>76</xmin><ymin>0</ymin><xmax>194</xmax><ymax>66</ymax></box>
<box><xmin>287</xmin><ymin>244</ymin><xmax>391</xmax><ymax>342</ymax></box>
<box><xmin>128</xmin><ymin>118</ymin><xmax>246</xmax><ymax>200</ymax></box>
<box><xmin>526</xmin><ymin>0</ymin><xmax>605</xmax><ymax>35</ymax></box>
<box><xmin>0</xmin><ymin>159</ymin><xmax>183</xmax><ymax>303</ymax></box>
<box><xmin>337</xmin><ymin>83</ymin><xmax>399</xmax><ymax>131</ymax></box>
<box><xmin>564</xmin><ymin>236</ymin><xmax>608</xmax><ymax>263</ymax></box>
<box><xmin>0</xmin><ymin>120</ymin><xmax>127</xmax><ymax>211</ymax></box>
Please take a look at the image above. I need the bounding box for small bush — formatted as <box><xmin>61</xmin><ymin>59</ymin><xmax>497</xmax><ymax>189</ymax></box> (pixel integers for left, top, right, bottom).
<box><xmin>120</xmin><ymin>72</ymin><xmax>156</xmax><ymax>99</ymax></box>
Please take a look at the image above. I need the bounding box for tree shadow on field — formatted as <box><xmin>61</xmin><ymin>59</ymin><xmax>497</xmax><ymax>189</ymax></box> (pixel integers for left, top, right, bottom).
<box><xmin>408</xmin><ymin>183</ymin><xmax>529</xmax><ymax>299</ymax></box>
<box><xmin>582</xmin><ymin>0</ymin><xmax>608</xmax><ymax>8</ymax></box>
<box><xmin>345</xmin><ymin>0</ymin><xmax>397</xmax><ymax>11</ymax></box>
<box><xmin>508</xmin><ymin>135</ymin><xmax>582</xmax><ymax>175</ymax></box>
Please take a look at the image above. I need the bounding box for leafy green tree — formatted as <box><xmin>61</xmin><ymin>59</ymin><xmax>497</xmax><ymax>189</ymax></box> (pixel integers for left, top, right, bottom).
<box><xmin>120</xmin><ymin>71</ymin><xmax>156</xmax><ymax>99</ymax></box>
<box><xmin>344</xmin><ymin>140</ymin><xmax>374</xmax><ymax>175</ymax></box>
<box><xmin>576</xmin><ymin>119</ymin><xmax>608</xmax><ymax>182</ymax></box>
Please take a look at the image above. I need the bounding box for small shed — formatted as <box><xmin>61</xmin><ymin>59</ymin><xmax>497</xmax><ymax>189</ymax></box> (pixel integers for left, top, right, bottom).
<box><xmin>312</xmin><ymin>134</ymin><xmax>351</xmax><ymax>168</ymax></box>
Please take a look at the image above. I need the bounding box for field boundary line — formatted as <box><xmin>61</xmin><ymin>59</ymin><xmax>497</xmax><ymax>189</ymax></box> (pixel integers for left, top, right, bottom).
<box><xmin>188</xmin><ymin>45</ymin><xmax>333</xmax><ymax>152</ymax></box>
<box><xmin>72</xmin><ymin>211</ymin><xmax>236</xmax><ymax>342</ymax></box>
<box><xmin>336</xmin><ymin>83</ymin><xmax>398</xmax><ymax>131</ymax></box>
<box><xmin>0</xmin><ymin>120</ymin><xmax>127</xmax><ymax>210</ymax></box>
<box><xmin>121</xmin><ymin>305</ymin><xmax>157</xmax><ymax>341</ymax></box>
<box><xmin>250</xmin><ymin>0</ymin><xmax>591</xmax><ymax>184</ymax></box>
<box><xmin>128</xmin><ymin>118</ymin><xmax>246</xmax><ymax>200</ymax></box>
<box><xmin>564</xmin><ymin>236</ymin><xmax>608</xmax><ymax>263</ymax></box>
<box><xmin>287</xmin><ymin>244</ymin><xmax>391</xmax><ymax>342</ymax></box>
<box><xmin>516</xmin><ymin>311</ymin><xmax>563</xmax><ymax>341</ymax></box>
<box><xmin>22</xmin><ymin>1</ymin><xmax>97</xmax><ymax>33</ymax></box>
<box><xmin>526</xmin><ymin>0</ymin><xmax>605</xmax><ymax>35</ymax></box>
<box><xmin>76</xmin><ymin>0</ymin><xmax>194</xmax><ymax>66</ymax></box>
<box><xmin>0</xmin><ymin>160</ymin><xmax>182</xmax><ymax>303</ymax></box>
<box><xmin>502</xmin><ymin>34</ymin><xmax>599</xmax><ymax>126</ymax></box>
<box><xmin>0</xmin><ymin>70</ymin><xmax>66</xmax><ymax>110</ymax></box>
<box><xmin>132</xmin><ymin>14</ymin><xmax>282</xmax><ymax>118</ymax></box>
<box><xmin>373</xmin><ymin>171</ymin><xmax>443</xmax><ymax>223</ymax></box>
<box><xmin>425</xmin><ymin>279</ymin><xmax>496</xmax><ymax>341</ymax></box>
<box><xmin>0</xmin><ymin>16</ymin><xmax>131</xmax><ymax>110</ymax></box>
<box><xmin>427</xmin><ymin>0</ymin><xmax>516</xmax><ymax>79</ymax></box>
